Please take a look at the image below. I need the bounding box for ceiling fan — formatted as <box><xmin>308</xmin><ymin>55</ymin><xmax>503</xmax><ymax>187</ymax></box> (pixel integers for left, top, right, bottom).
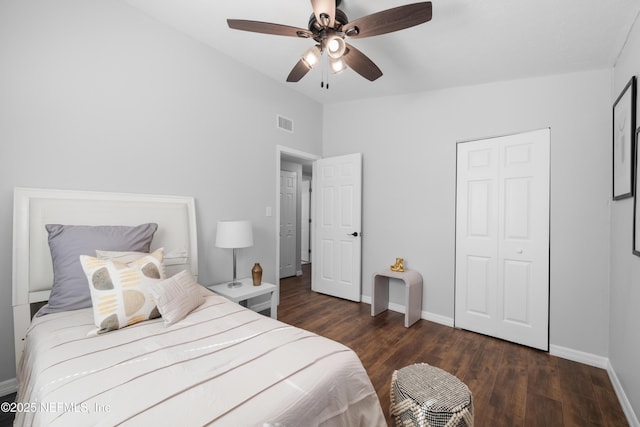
<box><xmin>227</xmin><ymin>1</ymin><xmax>433</xmax><ymax>84</ymax></box>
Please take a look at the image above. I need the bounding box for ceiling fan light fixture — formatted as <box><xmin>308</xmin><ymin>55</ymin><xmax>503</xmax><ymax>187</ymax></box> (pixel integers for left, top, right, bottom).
<box><xmin>301</xmin><ymin>45</ymin><xmax>321</xmax><ymax>69</ymax></box>
<box><xmin>329</xmin><ymin>57</ymin><xmax>347</xmax><ymax>74</ymax></box>
<box><xmin>326</xmin><ymin>35</ymin><xmax>346</xmax><ymax>59</ymax></box>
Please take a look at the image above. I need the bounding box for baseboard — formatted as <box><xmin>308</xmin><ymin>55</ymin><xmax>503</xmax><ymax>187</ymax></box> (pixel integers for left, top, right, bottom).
<box><xmin>360</xmin><ymin>296</ymin><xmax>454</xmax><ymax>327</ymax></box>
<box><xmin>422</xmin><ymin>311</ymin><xmax>454</xmax><ymax>327</ymax></box>
<box><xmin>607</xmin><ymin>360</ymin><xmax>640</xmax><ymax>427</ymax></box>
<box><xmin>549</xmin><ymin>344</ymin><xmax>608</xmax><ymax>369</ymax></box>
<box><xmin>0</xmin><ymin>378</ymin><xmax>17</xmax><ymax>397</ymax></box>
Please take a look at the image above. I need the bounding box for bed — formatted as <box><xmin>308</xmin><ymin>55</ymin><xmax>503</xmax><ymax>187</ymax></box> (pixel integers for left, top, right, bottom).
<box><xmin>12</xmin><ymin>187</ymin><xmax>385</xmax><ymax>426</ymax></box>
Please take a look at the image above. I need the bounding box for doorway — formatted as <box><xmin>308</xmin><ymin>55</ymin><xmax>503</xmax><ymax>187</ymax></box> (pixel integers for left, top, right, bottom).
<box><xmin>275</xmin><ymin>146</ymin><xmax>320</xmax><ymax>295</ymax></box>
<box><xmin>276</xmin><ymin>147</ymin><xmax>364</xmax><ymax>305</ymax></box>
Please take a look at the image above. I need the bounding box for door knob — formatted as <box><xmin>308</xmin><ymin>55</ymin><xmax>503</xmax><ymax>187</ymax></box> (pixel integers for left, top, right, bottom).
<box><xmin>516</xmin><ymin>249</ymin><xmax>523</xmax><ymax>254</ymax></box>
<box><xmin>348</xmin><ymin>232</ymin><xmax>359</xmax><ymax>237</ymax></box>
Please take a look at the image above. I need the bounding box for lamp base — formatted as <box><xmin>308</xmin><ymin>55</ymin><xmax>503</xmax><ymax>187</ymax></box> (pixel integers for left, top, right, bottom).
<box><xmin>227</xmin><ymin>281</ymin><xmax>243</xmax><ymax>288</ymax></box>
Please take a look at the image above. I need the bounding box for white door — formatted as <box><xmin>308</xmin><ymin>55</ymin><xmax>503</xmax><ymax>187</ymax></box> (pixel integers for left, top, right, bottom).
<box><xmin>280</xmin><ymin>170</ymin><xmax>297</xmax><ymax>278</ymax></box>
<box><xmin>455</xmin><ymin>128</ymin><xmax>550</xmax><ymax>350</ymax></box>
<box><xmin>312</xmin><ymin>153</ymin><xmax>362</xmax><ymax>302</ymax></box>
<box><xmin>301</xmin><ymin>179</ymin><xmax>311</xmax><ymax>263</ymax></box>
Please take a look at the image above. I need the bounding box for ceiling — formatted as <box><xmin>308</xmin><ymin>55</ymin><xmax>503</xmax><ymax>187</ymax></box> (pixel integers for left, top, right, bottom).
<box><xmin>123</xmin><ymin>0</ymin><xmax>640</xmax><ymax>104</ymax></box>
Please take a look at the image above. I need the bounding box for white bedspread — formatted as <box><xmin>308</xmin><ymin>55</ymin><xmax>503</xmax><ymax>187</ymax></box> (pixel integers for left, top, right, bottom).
<box><xmin>15</xmin><ymin>292</ymin><xmax>385</xmax><ymax>426</ymax></box>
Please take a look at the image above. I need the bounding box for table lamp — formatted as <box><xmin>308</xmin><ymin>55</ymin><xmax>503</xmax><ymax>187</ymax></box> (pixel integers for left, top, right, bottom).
<box><xmin>215</xmin><ymin>220</ymin><xmax>254</xmax><ymax>287</ymax></box>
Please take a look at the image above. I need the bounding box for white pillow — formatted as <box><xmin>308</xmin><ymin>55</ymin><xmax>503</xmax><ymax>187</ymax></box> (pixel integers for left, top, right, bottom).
<box><xmin>149</xmin><ymin>270</ymin><xmax>205</xmax><ymax>326</ymax></box>
<box><xmin>96</xmin><ymin>249</ymin><xmax>149</xmax><ymax>264</ymax></box>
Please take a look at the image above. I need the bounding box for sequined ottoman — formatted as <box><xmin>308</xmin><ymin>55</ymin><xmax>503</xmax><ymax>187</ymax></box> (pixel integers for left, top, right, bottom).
<box><xmin>390</xmin><ymin>363</ymin><xmax>473</xmax><ymax>427</ymax></box>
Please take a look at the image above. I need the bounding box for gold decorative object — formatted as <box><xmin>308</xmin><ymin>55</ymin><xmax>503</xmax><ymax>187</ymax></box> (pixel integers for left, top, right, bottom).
<box><xmin>251</xmin><ymin>262</ymin><xmax>263</xmax><ymax>286</ymax></box>
<box><xmin>390</xmin><ymin>258</ymin><xmax>405</xmax><ymax>272</ymax></box>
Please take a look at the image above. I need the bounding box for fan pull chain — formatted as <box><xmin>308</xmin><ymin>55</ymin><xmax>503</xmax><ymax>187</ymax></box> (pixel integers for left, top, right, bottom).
<box><xmin>320</xmin><ymin>51</ymin><xmax>324</xmax><ymax>88</ymax></box>
<box><xmin>320</xmin><ymin>51</ymin><xmax>329</xmax><ymax>89</ymax></box>
<box><xmin>326</xmin><ymin>54</ymin><xmax>329</xmax><ymax>89</ymax></box>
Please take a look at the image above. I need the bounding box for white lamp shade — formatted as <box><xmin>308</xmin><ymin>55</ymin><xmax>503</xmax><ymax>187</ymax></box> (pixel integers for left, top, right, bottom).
<box><xmin>215</xmin><ymin>220</ymin><xmax>254</xmax><ymax>248</ymax></box>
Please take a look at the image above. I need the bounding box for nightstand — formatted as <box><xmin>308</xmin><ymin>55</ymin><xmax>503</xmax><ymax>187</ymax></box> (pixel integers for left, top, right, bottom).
<box><xmin>208</xmin><ymin>278</ymin><xmax>277</xmax><ymax>319</ymax></box>
<box><xmin>371</xmin><ymin>269</ymin><xmax>422</xmax><ymax>328</ymax></box>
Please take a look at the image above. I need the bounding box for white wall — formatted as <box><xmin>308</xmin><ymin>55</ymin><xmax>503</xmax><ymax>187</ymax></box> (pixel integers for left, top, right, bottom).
<box><xmin>610</xmin><ymin>13</ymin><xmax>640</xmax><ymax>421</ymax></box>
<box><xmin>0</xmin><ymin>0</ymin><xmax>322</xmax><ymax>381</ymax></box>
<box><xmin>323</xmin><ymin>69</ymin><xmax>612</xmax><ymax>357</ymax></box>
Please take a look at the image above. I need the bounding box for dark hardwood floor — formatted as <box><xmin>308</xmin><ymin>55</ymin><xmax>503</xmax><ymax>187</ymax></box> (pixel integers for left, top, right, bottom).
<box><xmin>279</xmin><ymin>264</ymin><xmax>629</xmax><ymax>427</ymax></box>
<box><xmin>0</xmin><ymin>392</ymin><xmax>16</xmax><ymax>427</ymax></box>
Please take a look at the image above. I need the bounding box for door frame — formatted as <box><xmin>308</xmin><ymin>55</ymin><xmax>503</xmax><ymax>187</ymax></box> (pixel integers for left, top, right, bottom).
<box><xmin>301</xmin><ymin>178</ymin><xmax>311</xmax><ymax>263</ymax></box>
<box><xmin>275</xmin><ymin>145</ymin><xmax>321</xmax><ymax>302</ymax></box>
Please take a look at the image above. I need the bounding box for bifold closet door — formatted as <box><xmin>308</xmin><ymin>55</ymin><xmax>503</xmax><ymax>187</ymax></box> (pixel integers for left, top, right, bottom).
<box><xmin>455</xmin><ymin>128</ymin><xmax>550</xmax><ymax>351</ymax></box>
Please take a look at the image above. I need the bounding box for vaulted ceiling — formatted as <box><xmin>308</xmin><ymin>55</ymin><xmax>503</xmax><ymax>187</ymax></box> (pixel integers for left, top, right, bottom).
<box><xmin>123</xmin><ymin>0</ymin><xmax>640</xmax><ymax>104</ymax></box>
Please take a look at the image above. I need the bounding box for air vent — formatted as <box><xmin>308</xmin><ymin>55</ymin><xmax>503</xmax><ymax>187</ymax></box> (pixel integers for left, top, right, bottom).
<box><xmin>277</xmin><ymin>115</ymin><xmax>294</xmax><ymax>133</ymax></box>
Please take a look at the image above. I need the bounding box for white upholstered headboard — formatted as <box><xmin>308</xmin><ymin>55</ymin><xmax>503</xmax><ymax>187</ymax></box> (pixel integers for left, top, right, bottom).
<box><xmin>12</xmin><ymin>187</ymin><xmax>198</xmax><ymax>366</ymax></box>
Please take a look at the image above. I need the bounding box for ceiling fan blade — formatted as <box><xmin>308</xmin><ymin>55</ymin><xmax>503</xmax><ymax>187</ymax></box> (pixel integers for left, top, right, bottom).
<box><xmin>343</xmin><ymin>2</ymin><xmax>432</xmax><ymax>39</ymax></box>
<box><xmin>227</xmin><ymin>19</ymin><xmax>313</xmax><ymax>38</ymax></box>
<box><xmin>287</xmin><ymin>59</ymin><xmax>311</xmax><ymax>82</ymax></box>
<box><xmin>342</xmin><ymin>43</ymin><xmax>383</xmax><ymax>81</ymax></box>
<box><xmin>310</xmin><ymin>0</ymin><xmax>335</xmax><ymax>28</ymax></box>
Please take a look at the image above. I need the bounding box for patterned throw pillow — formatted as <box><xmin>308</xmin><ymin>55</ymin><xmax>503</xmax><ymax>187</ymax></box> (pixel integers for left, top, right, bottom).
<box><xmin>80</xmin><ymin>248</ymin><xmax>165</xmax><ymax>334</ymax></box>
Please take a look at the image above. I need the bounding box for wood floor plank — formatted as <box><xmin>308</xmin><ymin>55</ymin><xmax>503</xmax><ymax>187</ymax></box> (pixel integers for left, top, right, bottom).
<box><xmin>589</xmin><ymin>368</ymin><xmax>628</xmax><ymax>427</ymax></box>
<box><xmin>528</xmin><ymin>348</ymin><xmax>563</xmax><ymax>401</ymax></box>
<box><xmin>436</xmin><ymin>330</ymin><xmax>483</xmax><ymax>378</ymax></box>
<box><xmin>459</xmin><ymin>335</ymin><xmax>505</xmax><ymax>419</ymax></box>
<box><xmin>593</xmin><ymin>384</ymin><xmax>629</xmax><ymax>427</ymax></box>
<box><xmin>557</xmin><ymin>358</ymin><xmax>608</xmax><ymax>426</ymax></box>
<box><xmin>483</xmin><ymin>343</ymin><xmax>529</xmax><ymax>427</ymax></box>
<box><xmin>278</xmin><ymin>265</ymin><xmax>629</xmax><ymax>427</ymax></box>
<box><xmin>524</xmin><ymin>393</ymin><xmax>564</xmax><ymax>427</ymax></box>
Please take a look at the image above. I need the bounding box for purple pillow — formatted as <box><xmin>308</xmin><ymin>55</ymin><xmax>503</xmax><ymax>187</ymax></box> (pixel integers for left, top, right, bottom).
<box><xmin>38</xmin><ymin>223</ymin><xmax>158</xmax><ymax>316</ymax></box>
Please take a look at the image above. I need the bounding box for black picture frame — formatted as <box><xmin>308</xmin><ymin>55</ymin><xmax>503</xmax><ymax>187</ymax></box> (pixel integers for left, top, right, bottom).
<box><xmin>633</xmin><ymin>128</ymin><xmax>640</xmax><ymax>256</ymax></box>
<box><xmin>613</xmin><ymin>76</ymin><xmax>637</xmax><ymax>200</ymax></box>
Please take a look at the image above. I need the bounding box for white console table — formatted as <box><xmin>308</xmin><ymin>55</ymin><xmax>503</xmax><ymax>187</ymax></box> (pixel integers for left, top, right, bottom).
<box><xmin>371</xmin><ymin>269</ymin><xmax>423</xmax><ymax>327</ymax></box>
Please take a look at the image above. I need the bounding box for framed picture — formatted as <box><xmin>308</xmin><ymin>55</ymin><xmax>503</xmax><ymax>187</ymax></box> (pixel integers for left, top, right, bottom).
<box><xmin>613</xmin><ymin>76</ymin><xmax>637</xmax><ymax>200</ymax></box>
<box><xmin>634</xmin><ymin>128</ymin><xmax>640</xmax><ymax>256</ymax></box>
